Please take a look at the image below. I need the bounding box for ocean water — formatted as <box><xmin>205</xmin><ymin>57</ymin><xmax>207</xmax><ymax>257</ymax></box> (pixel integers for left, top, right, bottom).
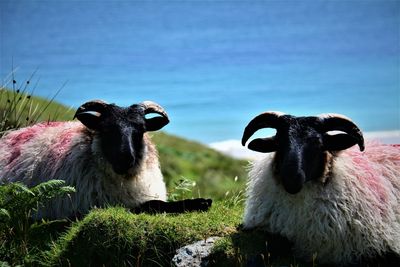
<box><xmin>1</xmin><ymin>0</ymin><xmax>399</xmax><ymax>144</ymax></box>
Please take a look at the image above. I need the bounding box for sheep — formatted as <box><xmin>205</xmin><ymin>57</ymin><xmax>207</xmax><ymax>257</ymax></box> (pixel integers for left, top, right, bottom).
<box><xmin>241</xmin><ymin>111</ymin><xmax>400</xmax><ymax>266</ymax></box>
<box><xmin>0</xmin><ymin>100</ymin><xmax>211</xmax><ymax>219</ymax></box>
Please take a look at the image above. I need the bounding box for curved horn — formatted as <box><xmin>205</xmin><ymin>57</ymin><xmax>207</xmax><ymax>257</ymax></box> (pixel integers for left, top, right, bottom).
<box><xmin>141</xmin><ymin>101</ymin><xmax>169</xmax><ymax>118</ymax></box>
<box><xmin>73</xmin><ymin>100</ymin><xmax>108</xmax><ymax>119</ymax></box>
<box><xmin>319</xmin><ymin>113</ymin><xmax>365</xmax><ymax>151</ymax></box>
<box><xmin>241</xmin><ymin>111</ymin><xmax>285</xmax><ymax>147</ymax></box>
<box><xmin>140</xmin><ymin>101</ymin><xmax>169</xmax><ymax>131</ymax></box>
<box><xmin>73</xmin><ymin>100</ymin><xmax>109</xmax><ymax>130</ymax></box>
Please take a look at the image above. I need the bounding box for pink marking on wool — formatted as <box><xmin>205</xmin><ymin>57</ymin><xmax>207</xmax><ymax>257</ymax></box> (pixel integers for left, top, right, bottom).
<box><xmin>46</xmin><ymin>127</ymin><xmax>83</xmax><ymax>178</ymax></box>
<box><xmin>5</xmin><ymin>121</ymin><xmax>67</xmax><ymax>165</ymax></box>
<box><xmin>345</xmin><ymin>142</ymin><xmax>400</xmax><ymax>215</ymax></box>
<box><xmin>352</xmin><ymin>156</ymin><xmax>384</xmax><ymax>199</ymax></box>
<box><xmin>6</xmin><ymin>127</ymin><xmax>41</xmax><ymax>165</ymax></box>
<box><xmin>48</xmin><ymin>127</ymin><xmax>80</xmax><ymax>160</ymax></box>
<box><xmin>6</xmin><ymin>122</ymin><xmax>64</xmax><ymax>145</ymax></box>
<box><xmin>7</xmin><ymin>127</ymin><xmax>39</xmax><ymax>147</ymax></box>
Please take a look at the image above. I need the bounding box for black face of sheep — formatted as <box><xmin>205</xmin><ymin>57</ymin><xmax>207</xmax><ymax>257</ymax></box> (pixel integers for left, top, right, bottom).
<box><xmin>74</xmin><ymin>100</ymin><xmax>169</xmax><ymax>175</ymax></box>
<box><xmin>242</xmin><ymin>112</ymin><xmax>365</xmax><ymax>194</ymax></box>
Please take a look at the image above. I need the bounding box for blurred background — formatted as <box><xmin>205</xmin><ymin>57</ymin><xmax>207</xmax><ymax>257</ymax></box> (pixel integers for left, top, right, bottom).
<box><xmin>1</xmin><ymin>0</ymin><xmax>399</xmax><ymax>153</ymax></box>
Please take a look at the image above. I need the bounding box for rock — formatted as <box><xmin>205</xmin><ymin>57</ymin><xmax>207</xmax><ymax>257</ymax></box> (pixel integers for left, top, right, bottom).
<box><xmin>172</xmin><ymin>237</ymin><xmax>220</xmax><ymax>267</ymax></box>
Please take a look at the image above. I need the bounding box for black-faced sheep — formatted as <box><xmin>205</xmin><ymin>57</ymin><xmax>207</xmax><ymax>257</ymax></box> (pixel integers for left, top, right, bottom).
<box><xmin>241</xmin><ymin>111</ymin><xmax>400</xmax><ymax>265</ymax></box>
<box><xmin>0</xmin><ymin>100</ymin><xmax>211</xmax><ymax>219</ymax></box>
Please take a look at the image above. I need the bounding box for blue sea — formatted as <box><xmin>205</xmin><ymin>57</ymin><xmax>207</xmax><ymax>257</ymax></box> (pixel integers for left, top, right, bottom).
<box><xmin>1</xmin><ymin>0</ymin><xmax>399</xmax><ymax>144</ymax></box>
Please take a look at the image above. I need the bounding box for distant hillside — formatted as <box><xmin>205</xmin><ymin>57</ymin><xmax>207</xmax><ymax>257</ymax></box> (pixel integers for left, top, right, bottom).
<box><xmin>0</xmin><ymin>88</ymin><xmax>248</xmax><ymax>199</ymax></box>
<box><xmin>152</xmin><ymin>132</ymin><xmax>248</xmax><ymax>200</ymax></box>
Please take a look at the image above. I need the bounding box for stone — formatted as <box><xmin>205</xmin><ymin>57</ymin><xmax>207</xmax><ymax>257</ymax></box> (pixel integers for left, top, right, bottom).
<box><xmin>172</xmin><ymin>237</ymin><xmax>220</xmax><ymax>267</ymax></box>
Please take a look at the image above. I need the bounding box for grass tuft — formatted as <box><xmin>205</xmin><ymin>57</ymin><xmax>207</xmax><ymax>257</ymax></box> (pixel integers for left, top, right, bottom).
<box><xmin>46</xmin><ymin>202</ymin><xmax>243</xmax><ymax>266</ymax></box>
<box><xmin>0</xmin><ymin>70</ymin><xmax>73</xmax><ymax>137</ymax></box>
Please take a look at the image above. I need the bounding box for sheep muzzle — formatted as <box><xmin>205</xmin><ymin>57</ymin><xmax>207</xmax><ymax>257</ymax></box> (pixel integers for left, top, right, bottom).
<box><xmin>279</xmin><ymin>154</ymin><xmax>306</xmax><ymax>194</ymax></box>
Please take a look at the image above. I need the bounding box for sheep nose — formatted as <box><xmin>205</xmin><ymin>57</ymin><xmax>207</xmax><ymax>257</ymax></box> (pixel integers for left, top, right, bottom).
<box><xmin>280</xmin><ymin>149</ymin><xmax>306</xmax><ymax>194</ymax></box>
<box><xmin>282</xmin><ymin>176</ymin><xmax>304</xmax><ymax>194</ymax></box>
<box><xmin>281</xmin><ymin>168</ymin><xmax>306</xmax><ymax>194</ymax></box>
<box><xmin>113</xmin><ymin>151</ymin><xmax>135</xmax><ymax>175</ymax></box>
<box><xmin>113</xmin><ymin>161</ymin><xmax>133</xmax><ymax>175</ymax></box>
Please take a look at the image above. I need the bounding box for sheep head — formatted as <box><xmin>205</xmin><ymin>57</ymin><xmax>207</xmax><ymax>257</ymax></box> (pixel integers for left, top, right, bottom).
<box><xmin>242</xmin><ymin>112</ymin><xmax>364</xmax><ymax>194</ymax></box>
<box><xmin>74</xmin><ymin>100</ymin><xmax>169</xmax><ymax>175</ymax></box>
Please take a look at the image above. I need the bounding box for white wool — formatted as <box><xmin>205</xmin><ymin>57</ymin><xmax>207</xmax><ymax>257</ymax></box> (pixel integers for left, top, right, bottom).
<box><xmin>243</xmin><ymin>148</ymin><xmax>400</xmax><ymax>265</ymax></box>
<box><xmin>0</xmin><ymin>122</ymin><xmax>166</xmax><ymax>219</ymax></box>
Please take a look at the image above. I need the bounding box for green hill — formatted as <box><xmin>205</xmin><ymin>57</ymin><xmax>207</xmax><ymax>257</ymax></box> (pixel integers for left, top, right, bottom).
<box><xmin>152</xmin><ymin>132</ymin><xmax>248</xmax><ymax>200</ymax></box>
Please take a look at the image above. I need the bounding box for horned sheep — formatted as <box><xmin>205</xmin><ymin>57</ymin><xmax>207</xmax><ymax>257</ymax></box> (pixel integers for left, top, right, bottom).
<box><xmin>241</xmin><ymin>111</ymin><xmax>400</xmax><ymax>265</ymax></box>
<box><xmin>0</xmin><ymin>100</ymin><xmax>211</xmax><ymax>219</ymax></box>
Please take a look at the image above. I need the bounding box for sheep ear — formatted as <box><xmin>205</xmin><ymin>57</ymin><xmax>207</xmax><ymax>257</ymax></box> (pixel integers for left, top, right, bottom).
<box><xmin>323</xmin><ymin>133</ymin><xmax>360</xmax><ymax>152</ymax></box>
<box><xmin>140</xmin><ymin>101</ymin><xmax>169</xmax><ymax>132</ymax></box>
<box><xmin>247</xmin><ymin>137</ymin><xmax>277</xmax><ymax>153</ymax></box>
<box><xmin>74</xmin><ymin>100</ymin><xmax>108</xmax><ymax>130</ymax></box>
<box><xmin>145</xmin><ymin>115</ymin><xmax>169</xmax><ymax>131</ymax></box>
<box><xmin>75</xmin><ymin>112</ymin><xmax>102</xmax><ymax>130</ymax></box>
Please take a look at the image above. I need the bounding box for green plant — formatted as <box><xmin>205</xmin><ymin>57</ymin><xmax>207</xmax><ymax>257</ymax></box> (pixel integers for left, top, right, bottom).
<box><xmin>168</xmin><ymin>177</ymin><xmax>197</xmax><ymax>201</ymax></box>
<box><xmin>0</xmin><ymin>180</ymin><xmax>75</xmax><ymax>266</ymax></box>
<box><xmin>223</xmin><ymin>176</ymin><xmax>246</xmax><ymax>208</ymax></box>
<box><xmin>0</xmin><ymin>70</ymin><xmax>71</xmax><ymax>137</ymax></box>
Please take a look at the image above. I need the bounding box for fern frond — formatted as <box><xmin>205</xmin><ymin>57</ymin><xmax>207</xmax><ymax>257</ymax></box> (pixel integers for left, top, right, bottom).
<box><xmin>0</xmin><ymin>208</ymin><xmax>10</xmax><ymax>222</ymax></box>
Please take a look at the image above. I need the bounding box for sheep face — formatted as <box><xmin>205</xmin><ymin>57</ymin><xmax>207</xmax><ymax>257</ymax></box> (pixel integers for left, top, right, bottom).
<box><xmin>242</xmin><ymin>112</ymin><xmax>364</xmax><ymax>194</ymax></box>
<box><xmin>74</xmin><ymin>100</ymin><xmax>169</xmax><ymax>175</ymax></box>
<box><xmin>272</xmin><ymin>116</ymin><xmax>327</xmax><ymax>194</ymax></box>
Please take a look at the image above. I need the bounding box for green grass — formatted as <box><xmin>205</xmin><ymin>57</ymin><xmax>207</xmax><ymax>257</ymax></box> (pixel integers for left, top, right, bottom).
<box><xmin>45</xmin><ymin>202</ymin><xmax>242</xmax><ymax>266</ymax></box>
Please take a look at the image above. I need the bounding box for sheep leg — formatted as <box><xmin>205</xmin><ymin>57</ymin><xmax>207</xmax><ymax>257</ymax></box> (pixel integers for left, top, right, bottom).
<box><xmin>133</xmin><ymin>198</ymin><xmax>212</xmax><ymax>214</ymax></box>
